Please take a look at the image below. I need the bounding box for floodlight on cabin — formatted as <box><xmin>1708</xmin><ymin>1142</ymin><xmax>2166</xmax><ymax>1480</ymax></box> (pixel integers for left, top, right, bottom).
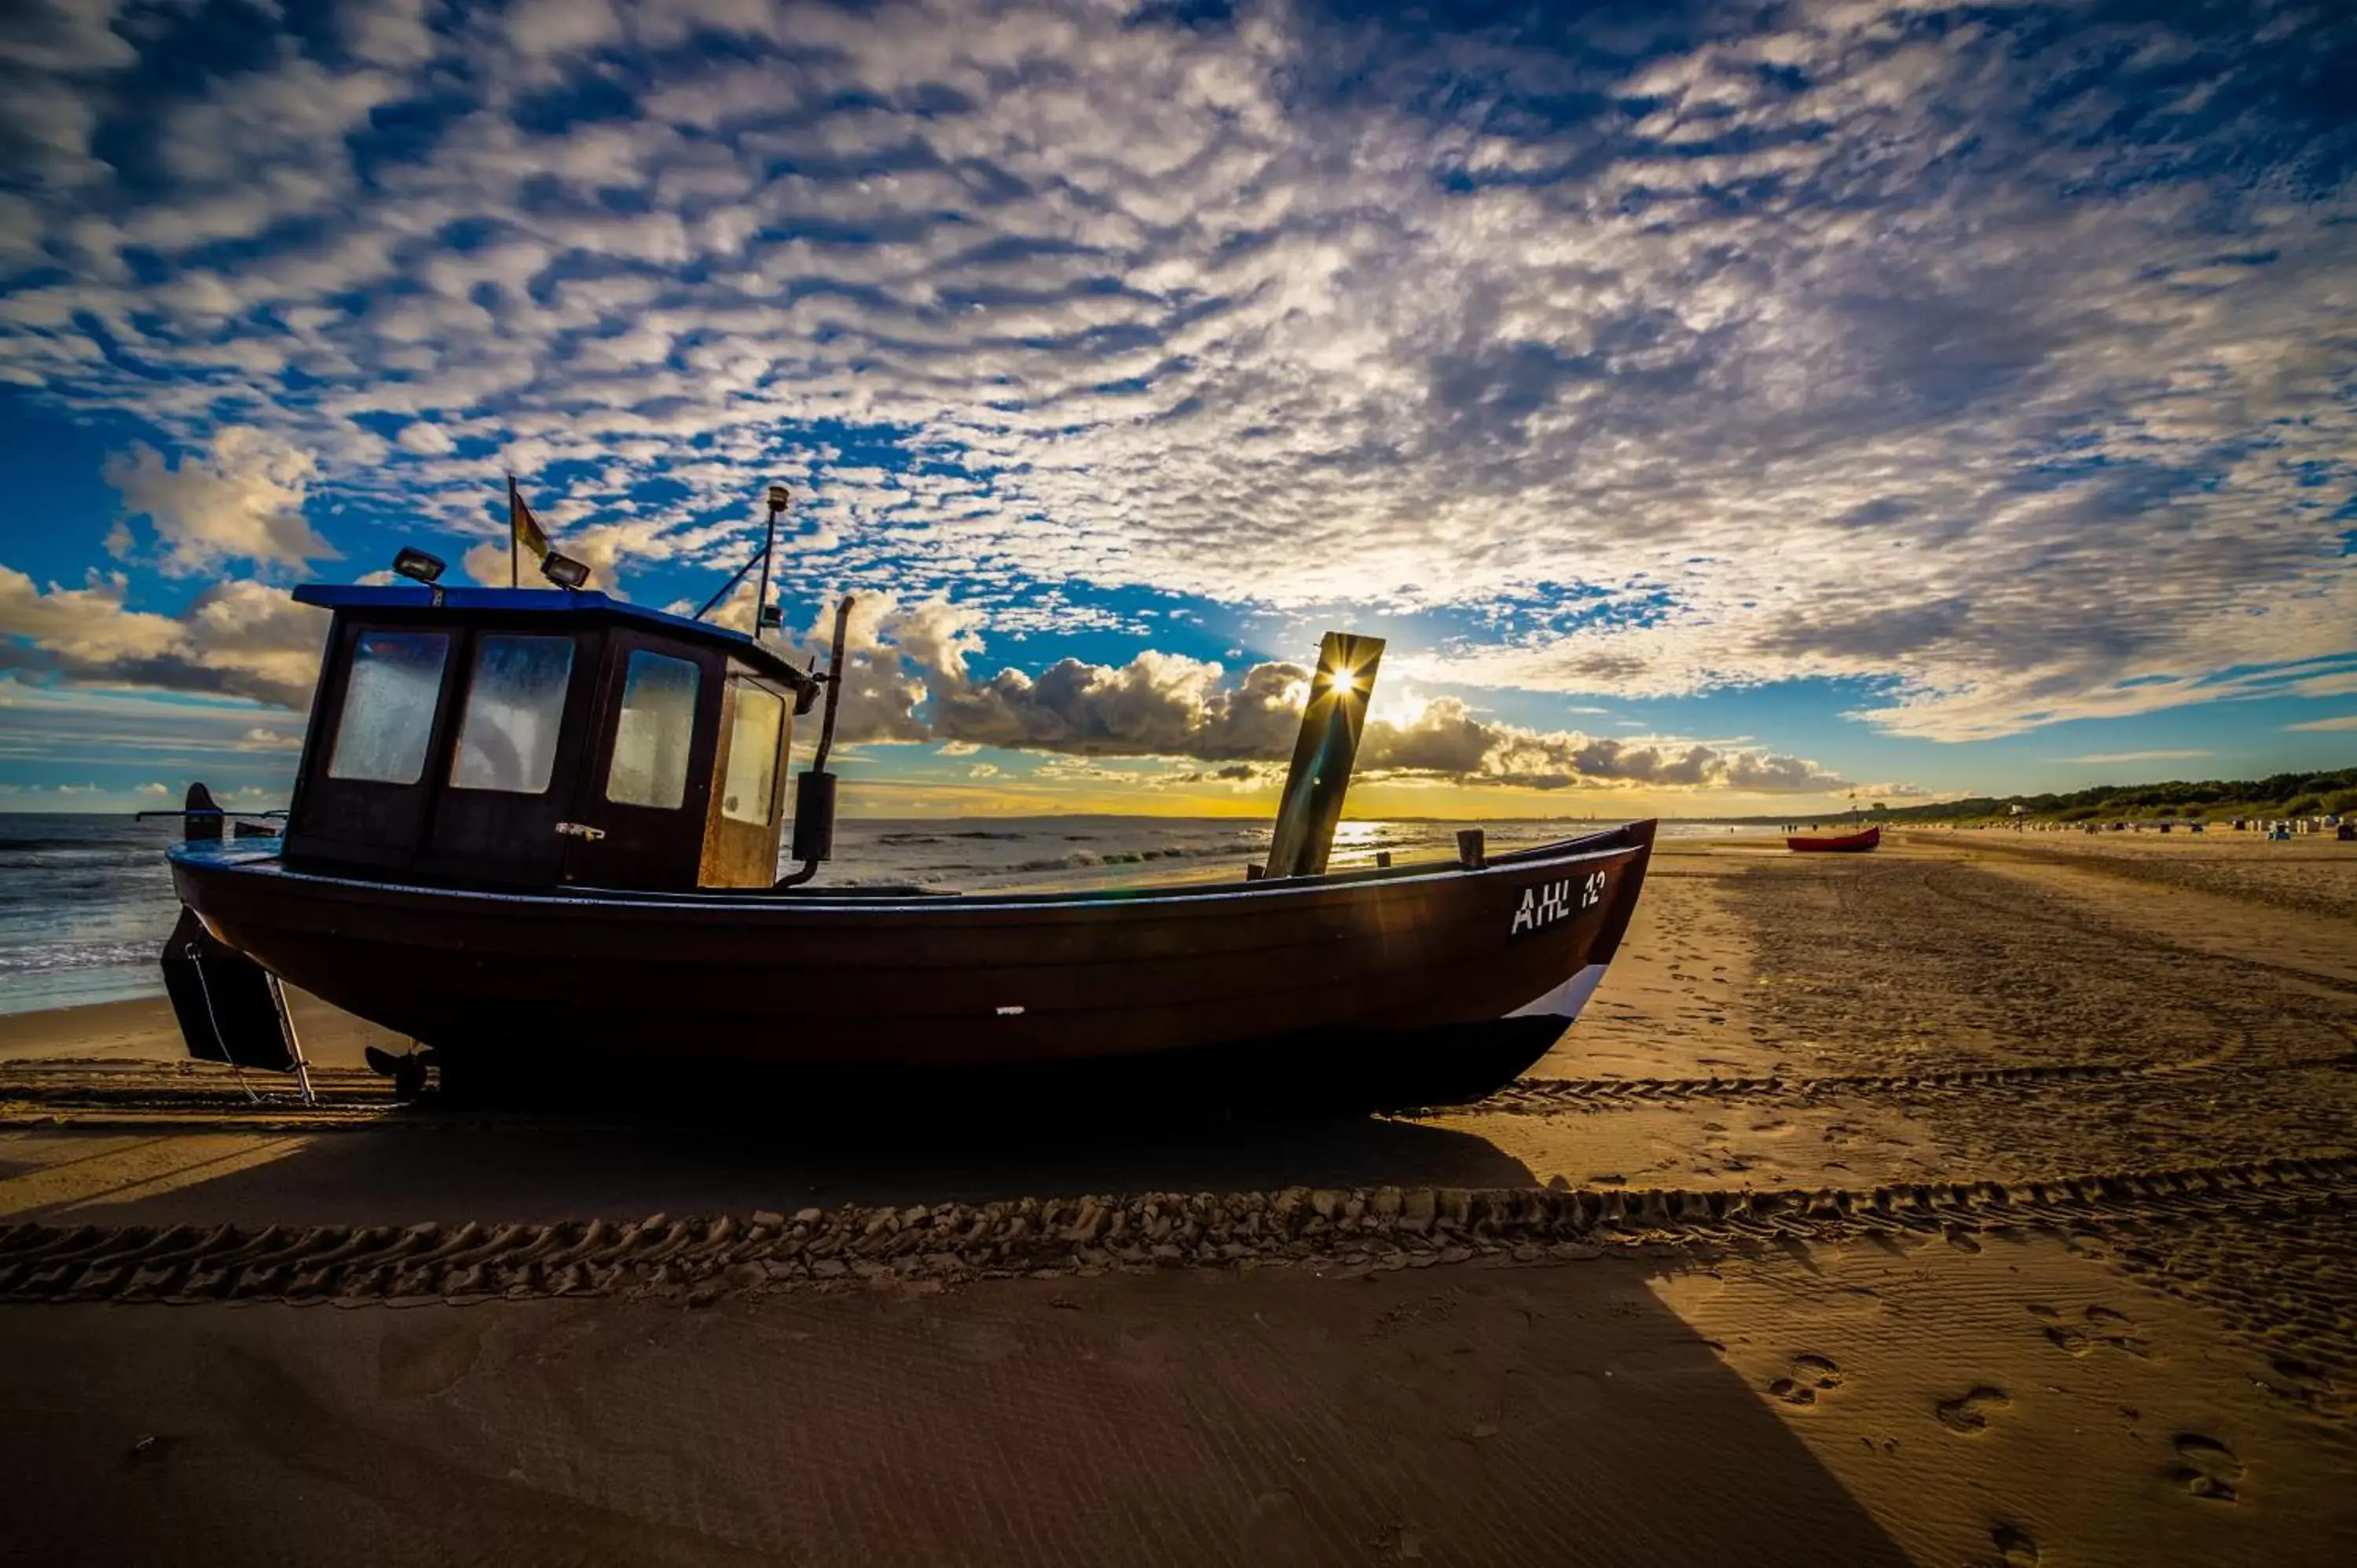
<box><xmin>392</xmin><ymin>547</ymin><xmax>446</xmax><ymax>585</ymax></box>
<box><xmin>540</xmin><ymin>551</ymin><xmax>590</xmax><ymax>590</ymax></box>
<box><xmin>758</xmin><ymin>603</ymin><xmax>784</xmax><ymax>632</ymax></box>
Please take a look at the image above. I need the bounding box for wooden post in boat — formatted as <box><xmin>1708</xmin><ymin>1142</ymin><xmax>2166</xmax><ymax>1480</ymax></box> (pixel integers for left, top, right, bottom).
<box><xmin>1264</xmin><ymin>632</ymin><xmax>1384</xmax><ymax>879</ymax></box>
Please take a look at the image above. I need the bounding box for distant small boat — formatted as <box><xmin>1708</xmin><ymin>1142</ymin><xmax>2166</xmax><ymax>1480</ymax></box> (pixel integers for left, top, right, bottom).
<box><xmin>1787</xmin><ymin>825</ymin><xmax>1880</xmax><ymax>853</ymax></box>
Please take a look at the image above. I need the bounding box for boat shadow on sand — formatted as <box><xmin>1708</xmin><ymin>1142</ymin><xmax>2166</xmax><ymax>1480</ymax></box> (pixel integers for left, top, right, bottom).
<box><xmin>7</xmin><ymin>1069</ymin><xmax>1922</xmax><ymax>1566</ymax></box>
<box><xmin>78</xmin><ymin>1094</ymin><xmax>1548</xmax><ymax>1230</ymax></box>
<box><xmin>0</xmin><ymin>1230</ymin><xmax>1917</xmax><ymax>1568</ymax></box>
<box><xmin>9</xmin><ymin>1079</ymin><xmax>1922</xmax><ymax>1568</ymax></box>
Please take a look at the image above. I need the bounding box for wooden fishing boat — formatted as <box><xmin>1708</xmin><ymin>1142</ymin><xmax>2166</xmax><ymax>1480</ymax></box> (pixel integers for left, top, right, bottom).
<box><xmin>171</xmin><ymin>820</ymin><xmax>1653</xmax><ymax>1108</ymax></box>
<box><xmin>1786</xmin><ymin>824</ymin><xmax>1880</xmax><ymax>853</ymax></box>
<box><xmin>156</xmin><ymin>520</ymin><xmax>1656</xmax><ymax>1111</ymax></box>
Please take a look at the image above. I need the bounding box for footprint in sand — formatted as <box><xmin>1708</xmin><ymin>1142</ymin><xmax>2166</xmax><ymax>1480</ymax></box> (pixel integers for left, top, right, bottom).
<box><xmin>1936</xmin><ymin>1385</ymin><xmax>2013</xmax><ymax>1435</ymax></box>
<box><xmin>2081</xmin><ymin>1305</ymin><xmax>2148</xmax><ymax>1350</ymax></box>
<box><xmin>1990</xmin><ymin>1522</ymin><xmax>2040</xmax><ymax>1566</ymax></box>
<box><xmin>1769</xmin><ymin>1353</ymin><xmax>1844</xmax><ymax>1405</ymax></box>
<box><xmin>2032</xmin><ymin>1303</ymin><xmax>2150</xmax><ymax>1358</ymax></box>
<box><xmin>2042</xmin><ymin>1324</ymin><xmax>2093</xmax><ymax>1357</ymax></box>
<box><xmin>2263</xmin><ymin>1355</ymin><xmax>2334</xmax><ymax>1405</ymax></box>
<box><xmin>2171</xmin><ymin>1434</ymin><xmax>2244</xmax><ymax>1503</ymax></box>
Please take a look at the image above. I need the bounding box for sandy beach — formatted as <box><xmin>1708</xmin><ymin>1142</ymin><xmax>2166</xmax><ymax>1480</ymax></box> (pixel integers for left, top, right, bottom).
<box><xmin>4</xmin><ymin>829</ymin><xmax>2354</xmax><ymax>1565</ymax></box>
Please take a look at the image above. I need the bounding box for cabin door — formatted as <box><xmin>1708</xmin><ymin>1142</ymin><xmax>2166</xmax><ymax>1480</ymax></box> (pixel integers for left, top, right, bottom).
<box><xmin>418</xmin><ymin>628</ymin><xmax>601</xmax><ymax>886</ymax></box>
<box><xmin>697</xmin><ymin>669</ymin><xmax>794</xmax><ymax>888</ymax></box>
<box><xmin>287</xmin><ymin>620</ymin><xmax>466</xmax><ymax>871</ymax></box>
<box><xmin>559</xmin><ymin>634</ymin><xmax>720</xmax><ymax>890</ymax></box>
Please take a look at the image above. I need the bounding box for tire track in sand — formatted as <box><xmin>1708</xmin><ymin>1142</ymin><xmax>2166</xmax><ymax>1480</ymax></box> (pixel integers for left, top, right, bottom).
<box><xmin>1</xmin><ymin>1153</ymin><xmax>2350</xmax><ymax>1306</ymax></box>
<box><xmin>10</xmin><ymin>1052</ymin><xmax>2351</xmax><ymax>1132</ymax></box>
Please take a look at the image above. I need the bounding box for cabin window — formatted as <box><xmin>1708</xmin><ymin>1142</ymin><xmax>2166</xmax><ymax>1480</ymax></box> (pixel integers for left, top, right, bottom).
<box><xmin>606</xmin><ymin>650</ymin><xmax>702</xmax><ymax>810</ymax></box>
<box><xmin>720</xmin><ymin>680</ymin><xmax>784</xmax><ymax>823</ymax></box>
<box><xmin>328</xmin><ymin>630</ymin><xmax>450</xmax><ymax>785</ymax></box>
<box><xmin>449</xmin><ymin>635</ymin><xmax>575</xmax><ymax>794</ymax></box>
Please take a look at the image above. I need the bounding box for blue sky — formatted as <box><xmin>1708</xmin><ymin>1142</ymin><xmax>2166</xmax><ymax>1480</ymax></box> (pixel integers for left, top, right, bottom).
<box><xmin>1</xmin><ymin>0</ymin><xmax>2352</xmax><ymax>816</ymax></box>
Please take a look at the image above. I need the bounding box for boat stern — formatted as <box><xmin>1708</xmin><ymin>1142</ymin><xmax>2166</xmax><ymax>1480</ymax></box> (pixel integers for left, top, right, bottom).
<box><xmin>156</xmin><ymin>836</ymin><xmax>316</xmax><ymax>1081</ymax></box>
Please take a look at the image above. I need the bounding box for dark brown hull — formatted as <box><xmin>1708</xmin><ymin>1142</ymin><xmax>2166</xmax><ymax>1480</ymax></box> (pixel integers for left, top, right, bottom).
<box><xmin>171</xmin><ymin>822</ymin><xmax>1655</xmax><ymax>1106</ymax></box>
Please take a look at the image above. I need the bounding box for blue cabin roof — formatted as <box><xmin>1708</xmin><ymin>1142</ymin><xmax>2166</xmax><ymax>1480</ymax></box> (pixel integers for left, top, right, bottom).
<box><xmin>291</xmin><ymin>584</ymin><xmax>816</xmax><ymax>691</ymax></box>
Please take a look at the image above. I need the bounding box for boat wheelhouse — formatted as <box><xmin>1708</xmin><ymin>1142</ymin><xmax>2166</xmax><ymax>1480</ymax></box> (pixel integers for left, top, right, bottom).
<box><xmin>283</xmin><ymin>584</ymin><xmax>819</xmax><ymax>892</ymax></box>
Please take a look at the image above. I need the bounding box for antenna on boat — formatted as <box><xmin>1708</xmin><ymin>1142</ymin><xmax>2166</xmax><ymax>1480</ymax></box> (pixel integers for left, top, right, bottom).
<box><xmin>776</xmin><ymin>592</ymin><xmax>852</xmax><ymax>888</ymax></box>
<box><xmin>754</xmin><ymin>483</ymin><xmax>787</xmax><ymax>639</ymax></box>
<box><xmin>693</xmin><ymin>482</ymin><xmax>792</xmax><ymax>633</ymax></box>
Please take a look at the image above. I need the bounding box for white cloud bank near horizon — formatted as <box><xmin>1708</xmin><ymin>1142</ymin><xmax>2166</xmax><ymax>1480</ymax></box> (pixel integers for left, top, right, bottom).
<box><xmin>0</xmin><ymin>561</ymin><xmax>1855</xmax><ymax>793</ymax></box>
<box><xmin>1</xmin><ymin>0</ymin><xmax>2353</xmax><ymax>779</ymax></box>
<box><xmin>803</xmin><ymin>593</ymin><xmax>1849</xmax><ymax>790</ymax></box>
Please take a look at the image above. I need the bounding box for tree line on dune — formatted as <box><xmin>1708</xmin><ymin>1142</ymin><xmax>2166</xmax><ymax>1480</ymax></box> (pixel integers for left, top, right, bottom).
<box><xmin>1879</xmin><ymin>767</ymin><xmax>2357</xmax><ymax>826</ymax></box>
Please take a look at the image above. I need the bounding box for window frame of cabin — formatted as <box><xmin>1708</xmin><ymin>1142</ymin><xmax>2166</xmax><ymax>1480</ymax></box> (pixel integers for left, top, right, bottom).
<box><xmin>447</xmin><ymin>633</ymin><xmax>577</xmax><ymax>796</ymax></box>
<box><xmin>325</xmin><ymin>628</ymin><xmax>453</xmax><ymax>786</ymax></box>
<box><xmin>718</xmin><ymin>677</ymin><xmax>786</xmax><ymax>825</ymax></box>
<box><xmin>604</xmin><ymin>647</ymin><xmax>704</xmax><ymax>811</ymax></box>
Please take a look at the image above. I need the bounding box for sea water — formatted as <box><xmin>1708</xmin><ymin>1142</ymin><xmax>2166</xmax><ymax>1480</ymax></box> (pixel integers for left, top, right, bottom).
<box><xmin>0</xmin><ymin>814</ymin><xmax>187</xmax><ymax>1016</ymax></box>
<box><xmin>0</xmin><ymin>812</ymin><xmax>1733</xmax><ymax>1016</ymax></box>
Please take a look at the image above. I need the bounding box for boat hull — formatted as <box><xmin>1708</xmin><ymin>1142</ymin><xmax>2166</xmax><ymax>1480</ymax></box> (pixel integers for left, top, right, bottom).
<box><xmin>1786</xmin><ymin>826</ymin><xmax>1880</xmax><ymax>853</ymax></box>
<box><xmin>170</xmin><ymin>822</ymin><xmax>1655</xmax><ymax>1108</ymax></box>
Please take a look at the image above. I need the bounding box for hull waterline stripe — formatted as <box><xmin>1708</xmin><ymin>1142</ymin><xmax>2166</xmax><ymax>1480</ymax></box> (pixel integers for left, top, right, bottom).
<box><xmin>1505</xmin><ymin>963</ymin><xmax>1609</xmax><ymax>1022</ymax></box>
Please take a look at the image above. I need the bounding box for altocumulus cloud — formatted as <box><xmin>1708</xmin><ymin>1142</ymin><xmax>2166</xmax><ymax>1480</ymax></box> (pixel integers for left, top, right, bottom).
<box><xmin>0</xmin><ymin>566</ymin><xmax>328</xmax><ymax>708</ymax></box>
<box><xmin>0</xmin><ymin>0</ymin><xmax>2351</xmax><ymax>753</ymax></box>
<box><xmin>104</xmin><ymin>427</ymin><xmax>335</xmax><ymax>577</ymax></box>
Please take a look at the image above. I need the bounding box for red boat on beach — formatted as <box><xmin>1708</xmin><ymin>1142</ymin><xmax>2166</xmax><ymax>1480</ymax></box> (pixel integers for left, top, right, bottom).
<box><xmin>1786</xmin><ymin>825</ymin><xmax>1881</xmax><ymax>853</ymax></box>
<box><xmin>156</xmin><ymin>526</ymin><xmax>1657</xmax><ymax>1112</ymax></box>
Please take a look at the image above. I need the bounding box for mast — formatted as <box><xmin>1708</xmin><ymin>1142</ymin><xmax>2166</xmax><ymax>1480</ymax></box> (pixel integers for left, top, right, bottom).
<box><xmin>753</xmin><ymin>484</ymin><xmax>786</xmax><ymax>639</ymax></box>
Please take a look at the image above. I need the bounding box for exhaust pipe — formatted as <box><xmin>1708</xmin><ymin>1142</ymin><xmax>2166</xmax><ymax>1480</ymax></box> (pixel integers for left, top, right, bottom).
<box><xmin>776</xmin><ymin>594</ymin><xmax>852</xmax><ymax>888</ymax></box>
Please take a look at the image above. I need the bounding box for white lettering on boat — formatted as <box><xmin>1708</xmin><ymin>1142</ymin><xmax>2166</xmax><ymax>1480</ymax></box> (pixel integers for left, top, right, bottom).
<box><xmin>1510</xmin><ymin>871</ymin><xmax>1607</xmax><ymax>937</ymax></box>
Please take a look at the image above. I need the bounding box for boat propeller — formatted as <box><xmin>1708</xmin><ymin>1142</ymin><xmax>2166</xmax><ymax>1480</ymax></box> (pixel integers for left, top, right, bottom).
<box><xmin>365</xmin><ymin>1045</ymin><xmax>438</xmax><ymax>1101</ymax></box>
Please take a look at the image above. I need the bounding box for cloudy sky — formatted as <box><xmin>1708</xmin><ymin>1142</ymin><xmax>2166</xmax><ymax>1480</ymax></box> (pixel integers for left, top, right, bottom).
<box><xmin>2</xmin><ymin>0</ymin><xmax>2352</xmax><ymax>819</ymax></box>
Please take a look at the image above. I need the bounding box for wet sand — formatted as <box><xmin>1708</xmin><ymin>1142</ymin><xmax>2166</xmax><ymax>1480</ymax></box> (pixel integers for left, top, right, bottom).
<box><xmin>3</xmin><ymin>831</ymin><xmax>2355</xmax><ymax>1565</ymax></box>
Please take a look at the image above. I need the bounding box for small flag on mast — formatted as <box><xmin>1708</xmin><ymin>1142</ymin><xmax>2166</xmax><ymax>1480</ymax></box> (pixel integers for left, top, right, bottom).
<box><xmin>508</xmin><ymin>474</ymin><xmax>550</xmax><ymax>587</ymax></box>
